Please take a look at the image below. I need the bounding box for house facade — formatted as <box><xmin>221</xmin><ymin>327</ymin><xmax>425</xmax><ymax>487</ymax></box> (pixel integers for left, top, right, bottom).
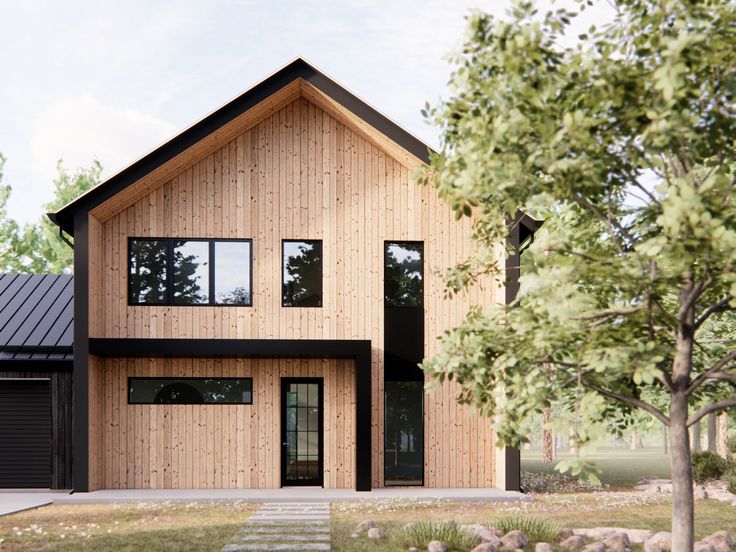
<box><xmin>1</xmin><ymin>59</ymin><xmax>537</xmax><ymax>492</ymax></box>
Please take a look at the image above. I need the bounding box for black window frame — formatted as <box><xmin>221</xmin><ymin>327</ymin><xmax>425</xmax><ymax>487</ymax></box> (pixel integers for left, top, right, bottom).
<box><xmin>384</xmin><ymin>240</ymin><xmax>424</xmax><ymax>308</ymax></box>
<box><xmin>281</xmin><ymin>239</ymin><xmax>323</xmax><ymax>308</ymax></box>
<box><xmin>127</xmin><ymin>377</ymin><xmax>253</xmax><ymax>405</ymax></box>
<box><xmin>127</xmin><ymin>237</ymin><xmax>253</xmax><ymax>307</ymax></box>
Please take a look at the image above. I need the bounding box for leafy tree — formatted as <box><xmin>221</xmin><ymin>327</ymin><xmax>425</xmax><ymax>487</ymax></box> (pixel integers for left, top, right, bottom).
<box><xmin>0</xmin><ymin>157</ymin><xmax>101</xmax><ymax>273</ymax></box>
<box><xmin>420</xmin><ymin>2</ymin><xmax>736</xmax><ymax>550</ymax></box>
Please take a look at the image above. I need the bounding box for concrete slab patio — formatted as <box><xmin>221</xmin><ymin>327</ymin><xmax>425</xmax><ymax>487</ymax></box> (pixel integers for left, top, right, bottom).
<box><xmin>53</xmin><ymin>487</ymin><xmax>529</xmax><ymax>504</ymax></box>
<box><xmin>0</xmin><ymin>492</ymin><xmax>68</xmax><ymax>516</ymax></box>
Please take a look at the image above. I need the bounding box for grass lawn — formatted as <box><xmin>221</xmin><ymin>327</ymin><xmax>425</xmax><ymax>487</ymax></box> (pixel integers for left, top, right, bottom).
<box><xmin>332</xmin><ymin>495</ymin><xmax>735</xmax><ymax>551</ymax></box>
<box><xmin>0</xmin><ymin>501</ymin><xmax>255</xmax><ymax>551</ymax></box>
<box><xmin>522</xmin><ymin>446</ymin><xmax>672</xmax><ymax>488</ymax></box>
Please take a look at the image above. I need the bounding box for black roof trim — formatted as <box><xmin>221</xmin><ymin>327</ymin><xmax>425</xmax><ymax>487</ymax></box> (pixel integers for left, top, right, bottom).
<box><xmin>0</xmin><ymin>274</ymin><xmax>73</xmax><ymax>361</ymax></box>
<box><xmin>49</xmin><ymin>58</ymin><xmax>433</xmax><ymax>235</ymax></box>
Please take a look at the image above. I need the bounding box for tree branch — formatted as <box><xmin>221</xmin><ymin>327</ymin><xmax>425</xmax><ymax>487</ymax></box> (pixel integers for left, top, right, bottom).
<box><xmin>695</xmin><ymin>295</ymin><xmax>733</xmax><ymax>330</ymax></box>
<box><xmin>687</xmin><ymin>399</ymin><xmax>736</xmax><ymax>427</ymax></box>
<box><xmin>687</xmin><ymin>350</ymin><xmax>736</xmax><ymax>394</ymax></box>
<box><xmin>573</xmin><ymin>193</ymin><xmax>635</xmax><ymax>253</ymax></box>
<box><xmin>585</xmin><ymin>383</ymin><xmax>671</xmax><ymax>426</ymax></box>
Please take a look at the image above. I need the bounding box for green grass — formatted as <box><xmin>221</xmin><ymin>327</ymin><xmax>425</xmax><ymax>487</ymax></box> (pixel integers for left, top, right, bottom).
<box><xmin>522</xmin><ymin>446</ymin><xmax>672</xmax><ymax>488</ymax></box>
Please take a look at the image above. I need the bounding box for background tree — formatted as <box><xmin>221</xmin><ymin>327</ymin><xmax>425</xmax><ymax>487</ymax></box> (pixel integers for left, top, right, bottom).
<box><xmin>420</xmin><ymin>2</ymin><xmax>736</xmax><ymax>550</ymax></box>
<box><xmin>0</xmin><ymin>156</ymin><xmax>101</xmax><ymax>273</ymax></box>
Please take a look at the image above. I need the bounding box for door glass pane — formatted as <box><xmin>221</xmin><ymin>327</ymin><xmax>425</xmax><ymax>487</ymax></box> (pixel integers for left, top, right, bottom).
<box><xmin>283</xmin><ymin>381</ymin><xmax>321</xmax><ymax>485</ymax></box>
<box><xmin>173</xmin><ymin>240</ymin><xmax>209</xmax><ymax>304</ymax></box>
<box><xmin>308</xmin><ymin>384</ymin><xmax>318</xmax><ymax>407</ymax></box>
<box><xmin>214</xmin><ymin>241</ymin><xmax>251</xmax><ymax>305</ymax></box>
<box><xmin>384</xmin><ymin>380</ymin><xmax>424</xmax><ymax>485</ymax></box>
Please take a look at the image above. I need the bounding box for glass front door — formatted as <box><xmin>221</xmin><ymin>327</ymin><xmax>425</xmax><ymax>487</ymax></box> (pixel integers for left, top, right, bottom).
<box><xmin>281</xmin><ymin>378</ymin><xmax>323</xmax><ymax>486</ymax></box>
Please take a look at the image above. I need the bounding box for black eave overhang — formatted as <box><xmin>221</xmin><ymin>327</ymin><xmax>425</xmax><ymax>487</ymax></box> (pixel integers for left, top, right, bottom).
<box><xmin>48</xmin><ymin>58</ymin><xmax>434</xmax><ymax>236</ymax></box>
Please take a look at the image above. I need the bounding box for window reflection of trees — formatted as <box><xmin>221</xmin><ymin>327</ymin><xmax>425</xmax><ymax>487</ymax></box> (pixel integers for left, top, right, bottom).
<box><xmin>385</xmin><ymin>243</ymin><xmax>423</xmax><ymax>307</ymax></box>
<box><xmin>283</xmin><ymin>241</ymin><xmax>322</xmax><ymax>307</ymax></box>
<box><xmin>129</xmin><ymin>240</ymin><xmax>167</xmax><ymax>303</ymax></box>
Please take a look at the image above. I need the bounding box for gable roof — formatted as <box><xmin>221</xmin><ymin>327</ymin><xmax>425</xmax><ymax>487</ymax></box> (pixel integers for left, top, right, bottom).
<box><xmin>0</xmin><ymin>274</ymin><xmax>73</xmax><ymax>361</ymax></box>
<box><xmin>48</xmin><ymin>58</ymin><xmax>434</xmax><ymax>235</ymax></box>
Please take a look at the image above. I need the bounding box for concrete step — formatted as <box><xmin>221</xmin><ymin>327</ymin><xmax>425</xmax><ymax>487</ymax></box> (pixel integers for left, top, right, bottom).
<box><xmin>236</xmin><ymin>535</ymin><xmax>330</xmax><ymax>542</ymax></box>
<box><xmin>223</xmin><ymin>545</ymin><xmax>330</xmax><ymax>551</ymax></box>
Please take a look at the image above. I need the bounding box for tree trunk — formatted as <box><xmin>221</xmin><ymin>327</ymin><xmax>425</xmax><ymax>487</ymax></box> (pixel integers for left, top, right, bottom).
<box><xmin>670</xmin><ymin>393</ymin><xmax>695</xmax><ymax>552</ymax></box>
<box><xmin>663</xmin><ymin>427</ymin><xmax>668</xmax><ymax>455</ymax></box>
<box><xmin>716</xmin><ymin>413</ymin><xmax>729</xmax><ymax>457</ymax></box>
<box><xmin>630</xmin><ymin>430</ymin><xmax>638</xmax><ymax>450</ymax></box>
<box><xmin>707</xmin><ymin>413</ymin><xmax>717</xmax><ymax>452</ymax></box>
<box><xmin>542</xmin><ymin>408</ymin><xmax>554</xmax><ymax>463</ymax></box>
<box><xmin>568</xmin><ymin>423</ymin><xmax>578</xmax><ymax>454</ymax></box>
<box><xmin>692</xmin><ymin>421</ymin><xmax>701</xmax><ymax>451</ymax></box>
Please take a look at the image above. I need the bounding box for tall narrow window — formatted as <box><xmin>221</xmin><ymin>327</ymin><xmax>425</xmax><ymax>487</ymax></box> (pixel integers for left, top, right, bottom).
<box><xmin>282</xmin><ymin>240</ymin><xmax>323</xmax><ymax>307</ymax></box>
<box><xmin>384</xmin><ymin>380</ymin><xmax>424</xmax><ymax>485</ymax></box>
<box><xmin>128</xmin><ymin>238</ymin><xmax>252</xmax><ymax>306</ymax></box>
<box><xmin>129</xmin><ymin>239</ymin><xmax>167</xmax><ymax>304</ymax></box>
<box><xmin>384</xmin><ymin>242</ymin><xmax>423</xmax><ymax>307</ymax></box>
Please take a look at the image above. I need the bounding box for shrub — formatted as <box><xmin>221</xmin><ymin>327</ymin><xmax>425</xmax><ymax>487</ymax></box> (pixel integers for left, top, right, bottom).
<box><xmin>491</xmin><ymin>515</ymin><xmax>562</xmax><ymax>544</ymax></box>
<box><xmin>521</xmin><ymin>471</ymin><xmax>606</xmax><ymax>493</ymax></box>
<box><xmin>394</xmin><ymin>521</ymin><xmax>480</xmax><ymax>551</ymax></box>
<box><xmin>692</xmin><ymin>450</ymin><xmax>728</xmax><ymax>484</ymax></box>
<box><xmin>727</xmin><ymin>434</ymin><xmax>736</xmax><ymax>457</ymax></box>
<box><xmin>725</xmin><ymin>473</ymin><xmax>736</xmax><ymax>495</ymax></box>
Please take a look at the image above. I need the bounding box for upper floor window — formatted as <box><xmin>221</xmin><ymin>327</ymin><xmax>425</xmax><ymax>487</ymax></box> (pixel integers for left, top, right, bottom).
<box><xmin>282</xmin><ymin>240</ymin><xmax>322</xmax><ymax>307</ymax></box>
<box><xmin>128</xmin><ymin>238</ymin><xmax>252</xmax><ymax>306</ymax></box>
<box><xmin>384</xmin><ymin>242</ymin><xmax>423</xmax><ymax>307</ymax></box>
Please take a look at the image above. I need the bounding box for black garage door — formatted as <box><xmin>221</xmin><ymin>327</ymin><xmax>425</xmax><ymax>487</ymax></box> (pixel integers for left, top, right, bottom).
<box><xmin>0</xmin><ymin>380</ymin><xmax>51</xmax><ymax>488</ymax></box>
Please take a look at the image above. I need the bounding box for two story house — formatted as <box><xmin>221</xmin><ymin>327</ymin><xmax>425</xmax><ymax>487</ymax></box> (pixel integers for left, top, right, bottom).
<box><xmin>1</xmin><ymin>59</ymin><xmax>538</xmax><ymax>492</ymax></box>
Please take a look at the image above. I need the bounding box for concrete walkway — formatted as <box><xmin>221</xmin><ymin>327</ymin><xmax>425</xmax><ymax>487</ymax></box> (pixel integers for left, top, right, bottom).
<box><xmin>0</xmin><ymin>492</ymin><xmax>67</xmax><ymax>516</ymax></box>
<box><xmin>222</xmin><ymin>503</ymin><xmax>331</xmax><ymax>551</ymax></box>
<box><xmin>52</xmin><ymin>487</ymin><xmax>528</xmax><ymax>504</ymax></box>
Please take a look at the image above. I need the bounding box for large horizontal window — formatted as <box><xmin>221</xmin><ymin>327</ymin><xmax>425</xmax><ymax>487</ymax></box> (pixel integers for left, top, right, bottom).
<box><xmin>385</xmin><ymin>242</ymin><xmax>423</xmax><ymax>307</ymax></box>
<box><xmin>128</xmin><ymin>238</ymin><xmax>252</xmax><ymax>306</ymax></box>
<box><xmin>128</xmin><ymin>377</ymin><xmax>253</xmax><ymax>404</ymax></box>
<box><xmin>282</xmin><ymin>240</ymin><xmax>323</xmax><ymax>307</ymax></box>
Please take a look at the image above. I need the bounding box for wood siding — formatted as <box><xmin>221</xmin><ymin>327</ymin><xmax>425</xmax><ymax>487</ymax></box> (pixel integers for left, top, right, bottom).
<box><xmin>0</xmin><ymin>369</ymin><xmax>73</xmax><ymax>489</ymax></box>
<box><xmin>88</xmin><ymin>95</ymin><xmax>500</xmax><ymax>488</ymax></box>
<box><xmin>90</xmin><ymin>356</ymin><xmax>354</xmax><ymax>489</ymax></box>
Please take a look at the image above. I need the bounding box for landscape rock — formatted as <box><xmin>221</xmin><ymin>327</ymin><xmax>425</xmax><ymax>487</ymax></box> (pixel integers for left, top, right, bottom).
<box><xmin>582</xmin><ymin>544</ymin><xmax>605</xmax><ymax>552</ymax></box>
<box><xmin>574</xmin><ymin>527</ymin><xmax>653</xmax><ymax>545</ymax></box>
<box><xmin>471</xmin><ymin>544</ymin><xmax>499</xmax><ymax>552</ymax></box>
<box><xmin>560</xmin><ymin>535</ymin><xmax>586</xmax><ymax>550</ymax></box>
<box><xmin>602</xmin><ymin>531</ymin><xmax>632</xmax><ymax>552</ymax></box>
<box><xmin>462</xmin><ymin>524</ymin><xmax>502</xmax><ymax>546</ymax></box>
<box><xmin>694</xmin><ymin>543</ymin><xmax>715</xmax><ymax>552</ymax></box>
<box><xmin>355</xmin><ymin>520</ymin><xmax>377</xmax><ymax>532</ymax></box>
<box><xmin>702</xmin><ymin>531</ymin><xmax>734</xmax><ymax>552</ymax></box>
<box><xmin>500</xmin><ymin>530</ymin><xmax>528</xmax><ymax>550</ymax></box>
<box><xmin>428</xmin><ymin>540</ymin><xmax>448</xmax><ymax>552</ymax></box>
<box><xmin>535</xmin><ymin>544</ymin><xmax>553</xmax><ymax>552</ymax></box>
<box><xmin>366</xmin><ymin>527</ymin><xmax>385</xmax><ymax>539</ymax></box>
<box><xmin>558</xmin><ymin>528</ymin><xmax>575</xmax><ymax>541</ymax></box>
<box><xmin>636</xmin><ymin>479</ymin><xmax>736</xmax><ymax>504</ymax></box>
<box><xmin>644</xmin><ymin>531</ymin><xmax>672</xmax><ymax>552</ymax></box>
<box><xmin>350</xmin><ymin>532</ymin><xmax>360</xmax><ymax>538</ymax></box>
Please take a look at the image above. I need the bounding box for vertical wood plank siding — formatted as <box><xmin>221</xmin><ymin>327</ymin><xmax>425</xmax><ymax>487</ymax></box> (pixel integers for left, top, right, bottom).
<box><xmin>0</xmin><ymin>370</ymin><xmax>73</xmax><ymax>489</ymax></box>
<box><xmin>92</xmin><ymin>356</ymin><xmax>354</xmax><ymax>489</ymax></box>
<box><xmin>89</xmin><ymin>97</ymin><xmax>498</xmax><ymax>488</ymax></box>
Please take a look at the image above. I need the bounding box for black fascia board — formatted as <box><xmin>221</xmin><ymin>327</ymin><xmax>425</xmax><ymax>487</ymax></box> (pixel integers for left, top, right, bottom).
<box><xmin>48</xmin><ymin>58</ymin><xmax>433</xmax><ymax>236</ymax></box>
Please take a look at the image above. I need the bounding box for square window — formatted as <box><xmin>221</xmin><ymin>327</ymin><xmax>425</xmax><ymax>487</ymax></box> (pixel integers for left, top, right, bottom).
<box><xmin>282</xmin><ymin>240</ymin><xmax>322</xmax><ymax>307</ymax></box>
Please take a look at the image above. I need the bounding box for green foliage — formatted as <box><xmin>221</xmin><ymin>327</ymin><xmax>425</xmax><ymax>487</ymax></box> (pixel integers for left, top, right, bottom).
<box><xmin>492</xmin><ymin>516</ymin><xmax>562</xmax><ymax>544</ymax></box>
<box><xmin>691</xmin><ymin>451</ymin><xmax>728</xmax><ymax>484</ymax></box>
<box><xmin>394</xmin><ymin>521</ymin><xmax>479</xmax><ymax>551</ymax></box>
<box><xmin>0</xmin><ymin>157</ymin><xmax>101</xmax><ymax>273</ymax></box>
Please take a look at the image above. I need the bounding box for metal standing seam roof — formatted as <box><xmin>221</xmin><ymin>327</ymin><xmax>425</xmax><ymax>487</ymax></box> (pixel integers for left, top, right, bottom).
<box><xmin>0</xmin><ymin>274</ymin><xmax>73</xmax><ymax>361</ymax></box>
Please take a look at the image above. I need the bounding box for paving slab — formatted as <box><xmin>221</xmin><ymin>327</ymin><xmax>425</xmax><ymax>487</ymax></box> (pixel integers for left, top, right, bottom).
<box><xmin>0</xmin><ymin>493</ymin><xmax>62</xmax><ymax>517</ymax></box>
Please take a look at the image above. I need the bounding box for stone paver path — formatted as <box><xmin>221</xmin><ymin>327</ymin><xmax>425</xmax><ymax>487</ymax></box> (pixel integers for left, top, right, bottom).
<box><xmin>222</xmin><ymin>502</ymin><xmax>331</xmax><ymax>551</ymax></box>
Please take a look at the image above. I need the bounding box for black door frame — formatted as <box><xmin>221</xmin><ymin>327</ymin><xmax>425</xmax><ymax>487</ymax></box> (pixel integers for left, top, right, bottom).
<box><xmin>280</xmin><ymin>377</ymin><xmax>324</xmax><ymax>487</ymax></box>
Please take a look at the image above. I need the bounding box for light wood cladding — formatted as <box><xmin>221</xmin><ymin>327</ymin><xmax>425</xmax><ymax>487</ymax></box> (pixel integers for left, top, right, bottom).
<box><xmin>90</xmin><ymin>356</ymin><xmax>355</xmax><ymax>489</ymax></box>
<box><xmin>89</xmin><ymin>95</ymin><xmax>499</xmax><ymax>488</ymax></box>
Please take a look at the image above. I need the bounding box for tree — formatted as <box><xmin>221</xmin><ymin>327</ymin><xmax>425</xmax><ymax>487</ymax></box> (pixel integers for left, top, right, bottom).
<box><xmin>419</xmin><ymin>2</ymin><xmax>736</xmax><ymax>550</ymax></box>
<box><xmin>0</xmin><ymin>157</ymin><xmax>101</xmax><ymax>273</ymax></box>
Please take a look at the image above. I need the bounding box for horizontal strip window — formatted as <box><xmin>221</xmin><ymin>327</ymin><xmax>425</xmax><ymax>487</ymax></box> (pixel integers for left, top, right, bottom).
<box><xmin>128</xmin><ymin>377</ymin><xmax>253</xmax><ymax>404</ymax></box>
<box><xmin>128</xmin><ymin>238</ymin><xmax>252</xmax><ymax>306</ymax></box>
<box><xmin>385</xmin><ymin>241</ymin><xmax>423</xmax><ymax>308</ymax></box>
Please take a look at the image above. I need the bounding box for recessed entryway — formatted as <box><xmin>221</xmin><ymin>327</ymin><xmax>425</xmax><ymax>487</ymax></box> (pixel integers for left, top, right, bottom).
<box><xmin>281</xmin><ymin>378</ymin><xmax>324</xmax><ymax>487</ymax></box>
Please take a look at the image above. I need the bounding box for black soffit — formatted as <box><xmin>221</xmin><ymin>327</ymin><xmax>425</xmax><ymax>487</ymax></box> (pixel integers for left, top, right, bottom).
<box><xmin>48</xmin><ymin>58</ymin><xmax>434</xmax><ymax>236</ymax></box>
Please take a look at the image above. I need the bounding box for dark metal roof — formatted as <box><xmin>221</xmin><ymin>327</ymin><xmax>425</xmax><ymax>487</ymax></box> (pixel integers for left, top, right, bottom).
<box><xmin>0</xmin><ymin>274</ymin><xmax>73</xmax><ymax>361</ymax></box>
<box><xmin>48</xmin><ymin>58</ymin><xmax>434</xmax><ymax>235</ymax></box>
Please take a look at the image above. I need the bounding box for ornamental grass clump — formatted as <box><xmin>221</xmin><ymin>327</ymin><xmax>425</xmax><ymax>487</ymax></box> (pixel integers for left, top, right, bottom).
<box><xmin>394</xmin><ymin>521</ymin><xmax>480</xmax><ymax>551</ymax></box>
<box><xmin>492</xmin><ymin>516</ymin><xmax>562</xmax><ymax>544</ymax></box>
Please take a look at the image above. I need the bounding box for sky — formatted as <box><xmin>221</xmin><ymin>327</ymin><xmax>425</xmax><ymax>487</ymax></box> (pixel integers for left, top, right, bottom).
<box><xmin>0</xmin><ymin>0</ymin><xmax>614</xmax><ymax>225</ymax></box>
